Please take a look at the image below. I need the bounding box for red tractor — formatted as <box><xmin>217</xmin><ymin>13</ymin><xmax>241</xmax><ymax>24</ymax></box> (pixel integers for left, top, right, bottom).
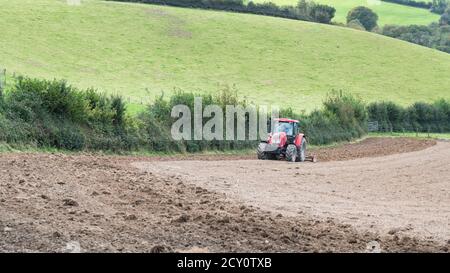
<box><xmin>257</xmin><ymin>118</ymin><xmax>309</xmax><ymax>162</ymax></box>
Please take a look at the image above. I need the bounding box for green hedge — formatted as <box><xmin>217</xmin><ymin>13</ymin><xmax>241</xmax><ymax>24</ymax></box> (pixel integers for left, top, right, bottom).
<box><xmin>0</xmin><ymin>77</ymin><xmax>139</xmax><ymax>151</ymax></box>
<box><xmin>381</xmin><ymin>0</ymin><xmax>432</xmax><ymax>9</ymax></box>
<box><xmin>139</xmin><ymin>88</ymin><xmax>260</xmax><ymax>152</ymax></box>
<box><xmin>278</xmin><ymin>92</ymin><xmax>368</xmax><ymax>145</ymax></box>
<box><xmin>1</xmin><ymin>76</ymin><xmax>447</xmax><ymax>153</ymax></box>
<box><xmin>141</xmin><ymin>90</ymin><xmax>368</xmax><ymax>147</ymax></box>
<box><xmin>109</xmin><ymin>0</ymin><xmax>336</xmax><ymax>24</ymax></box>
<box><xmin>368</xmin><ymin>99</ymin><xmax>450</xmax><ymax>132</ymax></box>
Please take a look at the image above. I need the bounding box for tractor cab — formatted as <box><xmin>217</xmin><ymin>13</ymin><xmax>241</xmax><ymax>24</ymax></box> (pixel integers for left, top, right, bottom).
<box><xmin>273</xmin><ymin>121</ymin><xmax>295</xmax><ymax>135</ymax></box>
<box><xmin>272</xmin><ymin>118</ymin><xmax>299</xmax><ymax>143</ymax></box>
<box><xmin>272</xmin><ymin>119</ymin><xmax>299</xmax><ymax>136</ymax></box>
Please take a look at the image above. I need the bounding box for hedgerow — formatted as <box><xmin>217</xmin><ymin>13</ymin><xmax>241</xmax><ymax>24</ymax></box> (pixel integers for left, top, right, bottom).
<box><xmin>0</xmin><ymin>76</ymin><xmax>447</xmax><ymax>152</ymax></box>
<box><xmin>109</xmin><ymin>0</ymin><xmax>336</xmax><ymax>24</ymax></box>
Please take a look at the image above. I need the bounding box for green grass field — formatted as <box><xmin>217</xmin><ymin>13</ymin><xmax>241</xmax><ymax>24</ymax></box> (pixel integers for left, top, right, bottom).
<box><xmin>1</xmin><ymin>0</ymin><xmax>449</xmax><ymax>114</ymax></box>
<box><xmin>252</xmin><ymin>0</ymin><xmax>440</xmax><ymax>26</ymax></box>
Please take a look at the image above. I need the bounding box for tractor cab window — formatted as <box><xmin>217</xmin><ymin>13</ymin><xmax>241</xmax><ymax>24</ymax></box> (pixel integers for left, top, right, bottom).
<box><xmin>273</xmin><ymin>122</ymin><xmax>293</xmax><ymax>136</ymax></box>
<box><xmin>293</xmin><ymin>122</ymin><xmax>299</xmax><ymax>135</ymax></box>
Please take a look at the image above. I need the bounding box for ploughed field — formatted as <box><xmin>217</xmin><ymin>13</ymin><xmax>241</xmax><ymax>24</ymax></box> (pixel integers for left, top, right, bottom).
<box><xmin>1</xmin><ymin>138</ymin><xmax>449</xmax><ymax>252</ymax></box>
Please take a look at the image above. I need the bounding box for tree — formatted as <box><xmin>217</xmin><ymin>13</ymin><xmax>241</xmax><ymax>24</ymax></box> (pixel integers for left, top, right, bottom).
<box><xmin>309</xmin><ymin>4</ymin><xmax>336</xmax><ymax>24</ymax></box>
<box><xmin>431</xmin><ymin>0</ymin><xmax>449</xmax><ymax>14</ymax></box>
<box><xmin>440</xmin><ymin>8</ymin><xmax>450</xmax><ymax>25</ymax></box>
<box><xmin>347</xmin><ymin>6</ymin><xmax>379</xmax><ymax>31</ymax></box>
<box><xmin>296</xmin><ymin>0</ymin><xmax>335</xmax><ymax>23</ymax></box>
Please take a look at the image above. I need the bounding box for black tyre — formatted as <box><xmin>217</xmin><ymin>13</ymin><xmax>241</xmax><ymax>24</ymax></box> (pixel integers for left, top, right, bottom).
<box><xmin>257</xmin><ymin>142</ymin><xmax>267</xmax><ymax>160</ymax></box>
<box><xmin>285</xmin><ymin>144</ymin><xmax>297</xmax><ymax>162</ymax></box>
<box><xmin>297</xmin><ymin>138</ymin><xmax>307</xmax><ymax>162</ymax></box>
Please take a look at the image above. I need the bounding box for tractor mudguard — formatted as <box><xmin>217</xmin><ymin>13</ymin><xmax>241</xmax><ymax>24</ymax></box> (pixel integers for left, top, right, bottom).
<box><xmin>294</xmin><ymin>134</ymin><xmax>305</xmax><ymax>147</ymax></box>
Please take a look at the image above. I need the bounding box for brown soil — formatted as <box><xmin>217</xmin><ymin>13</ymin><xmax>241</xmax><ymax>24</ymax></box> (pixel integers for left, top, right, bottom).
<box><xmin>0</xmin><ymin>138</ymin><xmax>448</xmax><ymax>253</ymax></box>
<box><xmin>131</xmin><ymin>137</ymin><xmax>437</xmax><ymax>162</ymax></box>
<box><xmin>309</xmin><ymin>137</ymin><xmax>437</xmax><ymax>162</ymax></box>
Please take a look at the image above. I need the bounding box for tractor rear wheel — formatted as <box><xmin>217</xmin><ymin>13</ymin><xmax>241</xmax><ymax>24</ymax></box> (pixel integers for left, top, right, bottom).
<box><xmin>298</xmin><ymin>138</ymin><xmax>307</xmax><ymax>162</ymax></box>
<box><xmin>286</xmin><ymin>144</ymin><xmax>297</xmax><ymax>162</ymax></box>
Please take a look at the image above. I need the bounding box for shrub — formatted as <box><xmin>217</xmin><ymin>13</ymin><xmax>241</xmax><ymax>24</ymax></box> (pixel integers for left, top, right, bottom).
<box><xmin>323</xmin><ymin>92</ymin><xmax>367</xmax><ymax>128</ymax></box>
<box><xmin>13</xmin><ymin>77</ymin><xmax>88</xmax><ymax>122</ymax></box>
<box><xmin>309</xmin><ymin>3</ymin><xmax>336</xmax><ymax>24</ymax></box>
<box><xmin>347</xmin><ymin>6</ymin><xmax>379</xmax><ymax>31</ymax></box>
<box><xmin>111</xmin><ymin>95</ymin><xmax>126</xmax><ymax>127</ymax></box>
<box><xmin>367</xmin><ymin>101</ymin><xmax>404</xmax><ymax>131</ymax></box>
<box><xmin>53</xmin><ymin>123</ymin><xmax>86</xmax><ymax>150</ymax></box>
<box><xmin>281</xmin><ymin>92</ymin><xmax>368</xmax><ymax>145</ymax></box>
<box><xmin>0</xmin><ymin>76</ymin><xmax>140</xmax><ymax>151</ymax></box>
<box><xmin>0</xmin><ymin>114</ymin><xmax>34</xmax><ymax>144</ymax></box>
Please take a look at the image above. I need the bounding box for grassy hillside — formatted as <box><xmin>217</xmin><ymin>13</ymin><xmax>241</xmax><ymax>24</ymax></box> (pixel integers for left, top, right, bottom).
<box><xmin>252</xmin><ymin>0</ymin><xmax>440</xmax><ymax>25</ymax></box>
<box><xmin>0</xmin><ymin>0</ymin><xmax>449</xmax><ymax>113</ymax></box>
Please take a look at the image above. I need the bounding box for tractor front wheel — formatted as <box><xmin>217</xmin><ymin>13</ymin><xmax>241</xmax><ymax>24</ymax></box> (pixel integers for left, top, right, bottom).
<box><xmin>257</xmin><ymin>143</ymin><xmax>268</xmax><ymax>160</ymax></box>
<box><xmin>285</xmin><ymin>144</ymin><xmax>297</xmax><ymax>162</ymax></box>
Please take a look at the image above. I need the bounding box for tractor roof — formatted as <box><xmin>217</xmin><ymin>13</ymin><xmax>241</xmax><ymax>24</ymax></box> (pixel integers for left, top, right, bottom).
<box><xmin>274</xmin><ymin>118</ymin><xmax>299</xmax><ymax>123</ymax></box>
